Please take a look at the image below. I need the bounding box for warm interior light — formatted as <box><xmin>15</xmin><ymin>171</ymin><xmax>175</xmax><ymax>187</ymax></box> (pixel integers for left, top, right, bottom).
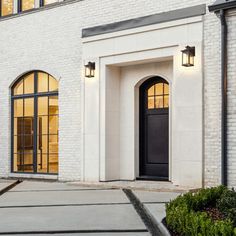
<box><xmin>181</xmin><ymin>46</ymin><xmax>195</xmax><ymax>67</ymax></box>
<box><xmin>85</xmin><ymin>62</ymin><xmax>95</xmax><ymax>78</ymax></box>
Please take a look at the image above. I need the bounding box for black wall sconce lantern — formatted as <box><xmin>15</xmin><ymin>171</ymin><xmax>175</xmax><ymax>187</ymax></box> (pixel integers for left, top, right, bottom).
<box><xmin>181</xmin><ymin>46</ymin><xmax>195</xmax><ymax>67</ymax></box>
<box><xmin>85</xmin><ymin>62</ymin><xmax>95</xmax><ymax>78</ymax></box>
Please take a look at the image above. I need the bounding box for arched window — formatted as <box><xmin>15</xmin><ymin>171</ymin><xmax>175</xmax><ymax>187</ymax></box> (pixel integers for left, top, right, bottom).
<box><xmin>147</xmin><ymin>81</ymin><xmax>169</xmax><ymax>109</ymax></box>
<box><xmin>12</xmin><ymin>71</ymin><xmax>59</xmax><ymax>174</ymax></box>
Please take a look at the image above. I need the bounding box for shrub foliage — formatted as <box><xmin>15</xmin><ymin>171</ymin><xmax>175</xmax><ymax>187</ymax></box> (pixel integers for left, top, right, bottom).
<box><xmin>166</xmin><ymin>186</ymin><xmax>236</xmax><ymax>236</ymax></box>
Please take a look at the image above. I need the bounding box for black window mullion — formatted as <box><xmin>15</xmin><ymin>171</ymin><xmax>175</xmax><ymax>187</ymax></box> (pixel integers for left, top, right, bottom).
<box><xmin>18</xmin><ymin>0</ymin><xmax>22</xmax><ymax>12</ymax></box>
<box><xmin>163</xmin><ymin>83</ymin><xmax>165</xmax><ymax>107</ymax></box>
<box><xmin>47</xmin><ymin>96</ymin><xmax>49</xmax><ymax>173</ymax></box>
<box><xmin>33</xmin><ymin>72</ymin><xmax>38</xmax><ymax>173</ymax></box>
<box><xmin>0</xmin><ymin>0</ymin><xmax>2</xmax><ymax>17</ymax></box>
<box><xmin>154</xmin><ymin>84</ymin><xmax>156</xmax><ymax>109</ymax></box>
<box><xmin>22</xmin><ymin>99</ymin><xmax>25</xmax><ymax>172</ymax></box>
<box><xmin>11</xmin><ymin>98</ymin><xmax>14</xmax><ymax>172</ymax></box>
<box><xmin>39</xmin><ymin>0</ymin><xmax>44</xmax><ymax>7</ymax></box>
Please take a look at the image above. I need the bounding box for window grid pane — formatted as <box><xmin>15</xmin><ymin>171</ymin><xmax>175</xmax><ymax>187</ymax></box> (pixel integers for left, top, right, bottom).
<box><xmin>21</xmin><ymin>0</ymin><xmax>34</xmax><ymax>11</ymax></box>
<box><xmin>147</xmin><ymin>82</ymin><xmax>169</xmax><ymax>109</ymax></box>
<box><xmin>12</xmin><ymin>71</ymin><xmax>58</xmax><ymax>174</ymax></box>
<box><xmin>1</xmin><ymin>0</ymin><xmax>13</xmax><ymax>16</ymax></box>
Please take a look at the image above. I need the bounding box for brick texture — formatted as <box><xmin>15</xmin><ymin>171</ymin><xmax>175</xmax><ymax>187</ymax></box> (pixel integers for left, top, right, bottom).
<box><xmin>0</xmin><ymin>0</ymin><xmax>234</xmax><ymax>186</ymax></box>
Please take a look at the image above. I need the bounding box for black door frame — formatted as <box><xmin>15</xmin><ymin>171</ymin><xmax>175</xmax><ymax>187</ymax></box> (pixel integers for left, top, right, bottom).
<box><xmin>138</xmin><ymin>76</ymin><xmax>169</xmax><ymax>181</ymax></box>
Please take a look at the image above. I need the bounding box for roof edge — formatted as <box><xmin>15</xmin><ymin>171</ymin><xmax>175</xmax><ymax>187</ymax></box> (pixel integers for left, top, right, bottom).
<box><xmin>209</xmin><ymin>0</ymin><xmax>236</xmax><ymax>12</ymax></box>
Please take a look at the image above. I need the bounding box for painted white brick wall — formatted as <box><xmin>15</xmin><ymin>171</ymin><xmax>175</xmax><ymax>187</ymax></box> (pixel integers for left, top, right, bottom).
<box><xmin>227</xmin><ymin>11</ymin><xmax>236</xmax><ymax>188</ymax></box>
<box><xmin>0</xmin><ymin>0</ymin><xmax>231</xmax><ymax>186</ymax></box>
<box><xmin>203</xmin><ymin>13</ymin><xmax>222</xmax><ymax>187</ymax></box>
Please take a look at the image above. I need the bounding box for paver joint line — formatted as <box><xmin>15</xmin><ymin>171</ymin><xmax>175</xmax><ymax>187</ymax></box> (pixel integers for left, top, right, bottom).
<box><xmin>142</xmin><ymin>202</ymin><xmax>168</xmax><ymax>204</ymax></box>
<box><xmin>0</xmin><ymin>202</ymin><xmax>132</xmax><ymax>209</ymax></box>
<box><xmin>0</xmin><ymin>180</ymin><xmax>22</xmax><ymax>196</ymax></box>
<box><xmin>0</xmin><ymin>229</ymin><xmax>149</xmax><ymax>235</ymax></box>
<box><xmin>123</xmin><ymin>188</ymin><xmax>163</xmax><ymax>236</ymax></box>
<box><xmin>9</xmin><ymin>188</ymin><xmax>116</xmax><ymax>193</ymax></box>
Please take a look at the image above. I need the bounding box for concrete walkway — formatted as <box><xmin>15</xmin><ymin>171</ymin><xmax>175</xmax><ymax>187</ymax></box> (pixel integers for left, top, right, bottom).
<box><xmin>0</xmin><ymin>179</ymin><xmax>182</xmax><ymax>235</ymax></box>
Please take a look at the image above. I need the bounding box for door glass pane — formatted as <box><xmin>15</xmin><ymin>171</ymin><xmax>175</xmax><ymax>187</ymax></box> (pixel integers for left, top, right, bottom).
<box><xmin>24</xmin><ymin>98</ymin><xmax>34</xmax><ymax>116</ymax></box>
<box><xmin>38</xmin><ymin>135</ymin><xmax>48</xmax><ymax>154</ymax></box>
<box><xmin>148</xmin><ymin>97</ymin><xmax>154</xmax><ymax>109</ymax></box>
<box><xmin>164</xmin><ymin>95</ymin><xmax>169</xmax><ymax>108</ymax></box>
<box><xmin>49</xmin><ymin>96</ymin><xmax>58</xmax><ymax>115</ymax></box>
<box><xmin>49</xmin><ymin>135</ymin><xmax>58</xmax><ymax>153</ymax></box>
<box><xmin>14</xmin><ymin>136</ymin><xmax>19</xmax><ymax>153</ymax></box>
<box><xmin>49</xmin><ymin>76</ymin><xmax>58</xmax><ymax>92</ymax></box>
<box><xmin>13</xmin><ymin>79</ymin><xmax>23</xmax><ymax>95</ymax></box>
<box><xmin>24</xmin><ymin>73</ymin><xmax>34</xmax><ymax>94</ymax></box>
<box><xmin>155</xmin><ymin>96</ymin><xmax>163</xmax><ymax>108</ymax></box>
<box><xmin>14</xmin><ymin>153</ymin><xmax>23</xmax><ymax>172</ymax></box>
<box><xmin>21</xmin><ymin>0</ymin><xmax>34</xmax><ymax>11</ymax></box>
<box><xmin>1</xmin><ymin>0</ymin><xmax>13</xmax><ymax>16</ymax></box>
<box><xmin>13</xmin><ymin>153</ymin><xmax>19</xmax><ymax>172</ymax></box>
<box><xmin>38</xmin><ymin>116</ymin><xmax>48</xmax><ymax>135</ymax></box>
<box><xmin>49</xmin><ymin>116</ymin><xmax>58</xmax><ymax>134</ymax></box>
<box><xmin>164</xmin><ymin>84</ymin><xmax>169</xmax><ymax>95</ymax></box>
<box><xmin>49</xmin><ymin>153</ymin><xmax>58</xmax><ymax>173</ymax></box>
<box><xmin>22</xmin><ymin>151</ymin><xmax>34</xmax><ymax>172</ymax></box>
<box><xmin>38</xmin><ymin>72</ymin><xmax>48</xmax><ymax>93</ymax></box>
<box><xmin>37</xmin><ymin>154</ymin><xmax>48</xmax><ymax>173</ymax></box>
<box><xmin>23</xmin><ymin>135</ymin><xmax>33</xmax><ymax>149</ymax></box>
<box><xmin>14</xmin><ymin>135</ymin><xmax>24</xmax><ymax>153</ymax></box>
<box><xmin>14</xmin><ymin>151</ymin><xmax>34</xmax><ymax>172</ymax></box>
<box><xmin>148</xmin><ymin>85</ymin><xmax>154</xmax><ymax>96</ymax></box>
<box><xmin>14</xmin><ymin>99</ymin><xmax>23</xmax><ymax>117</ymax></box>
<box><xmin>155</xmin><ymin>83</ymin><xmax>163</xmax><ymax>95</ymax></box>
<box><xmin>23</xmin><ymin>118</ymin><xmax>33</xmax><ymax>135</ymax></box>
<box><xmin>38</xmin><ymin>97</ymin><xmax>48</xmax><ymax>116</ymax></box>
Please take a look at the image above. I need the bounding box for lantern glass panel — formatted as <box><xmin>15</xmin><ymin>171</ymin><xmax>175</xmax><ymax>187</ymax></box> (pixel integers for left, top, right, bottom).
<box><xmin>91</xmin><ymin>68</ymin><xmax>95</xmax><ymax>77</ymax></box>
<box><xmin>189</xmin><ymin>54</ymin><xmax>194</xmax><ymax>66</ymax></box>
<box><xmin>85</xmin><ymin>66</ymin><xmax>91</xmax><ymax>77</ymax></box>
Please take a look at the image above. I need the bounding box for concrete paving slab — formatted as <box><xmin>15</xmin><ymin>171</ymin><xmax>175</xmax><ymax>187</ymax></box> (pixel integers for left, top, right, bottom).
<box><xmin>10</xmin><ymin>181</ymin><xmax>104</xmax><ymax>192</ymax></box>
<box><xmin>0</xmin><ymin>205</ymin><xmax>146</xmax><ymax>233</ymax></box>
<box><xmin>133</xmin><ymin>191</ymin><xmax>180</xmax><ymax>203</ymax></box>
<box><xmin>0</xmin><ymin>189</ymin><xmax>130</xmax><ymax>206</ymax></box>
<box><xmin>0</xmin><ymin>179</ymin><xmax>14</xmax><ymax>183</ymax></box>
<box><xmin>144</xmin><ymin>203</ymin><xmax>166</xmax><ymax>222</ymax></box>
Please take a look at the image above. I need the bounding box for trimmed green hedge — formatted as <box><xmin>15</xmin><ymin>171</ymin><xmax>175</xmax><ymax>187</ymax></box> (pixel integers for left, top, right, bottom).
<box><xmin>166</xmin><ymin>186</ymin><xmax>236</xmax><ymax>236</ymax></box>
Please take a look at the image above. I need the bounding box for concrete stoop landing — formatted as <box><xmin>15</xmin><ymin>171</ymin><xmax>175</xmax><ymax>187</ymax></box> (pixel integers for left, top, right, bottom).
<box><xmin>71</xmin><ymin>180</ymin><xmax>189</xmax><ymax>193</ymax></box>
<box><xmin>0</xmin><ymin>179</ymin><xmax>182</xmax><ymax>235</ymax></box>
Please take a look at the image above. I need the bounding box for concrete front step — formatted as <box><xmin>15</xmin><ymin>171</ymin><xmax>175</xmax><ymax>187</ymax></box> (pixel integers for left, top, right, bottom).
<box><xmin>70</xmin><ymin>180</ymin><xmax>189</xmax><ymax>192</ymax></box>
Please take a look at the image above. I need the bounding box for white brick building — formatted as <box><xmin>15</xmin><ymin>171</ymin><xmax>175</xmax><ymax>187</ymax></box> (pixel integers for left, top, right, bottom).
<box><xmin>0</xmin><ymin>0</ymin><xmax>235</xmax><ymax>188</ymax></box>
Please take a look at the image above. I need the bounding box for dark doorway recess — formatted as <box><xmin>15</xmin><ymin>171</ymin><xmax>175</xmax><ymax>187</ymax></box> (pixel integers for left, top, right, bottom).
<box><xmin>139</xmin><ymin>77</ymin><xmax>169</xmax><ymax>181</ymax></box>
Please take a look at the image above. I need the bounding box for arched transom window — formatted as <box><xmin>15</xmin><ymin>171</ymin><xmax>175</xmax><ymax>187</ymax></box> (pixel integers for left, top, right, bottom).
<box><xmin>147</xmin><ymin>81</ymin><xmax>169</xmax><ymax>109</ymax></box>
<box><xmin>12</xmin><ymin>71</ymin><xmax>59</xmax><ymax>174</ymax></box>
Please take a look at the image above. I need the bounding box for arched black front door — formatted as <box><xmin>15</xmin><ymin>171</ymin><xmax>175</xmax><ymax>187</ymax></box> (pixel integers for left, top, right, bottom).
<box><xmin>139</xmin><ymin>77</ymin><xmax>169</xmax><ymax>180</ymax></box>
